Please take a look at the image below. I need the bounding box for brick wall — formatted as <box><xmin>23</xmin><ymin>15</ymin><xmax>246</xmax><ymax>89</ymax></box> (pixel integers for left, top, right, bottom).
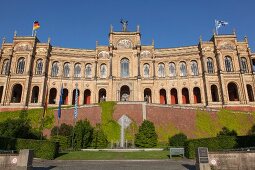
<box><xmin>53</xmin><ymin>105</ymin><xmax>101</xmax><ymax>126</ymax></box>
<box><xmin>113</xmin><ymin>103</ymin><xmax>143</xmax><ymax>125</ymax></box>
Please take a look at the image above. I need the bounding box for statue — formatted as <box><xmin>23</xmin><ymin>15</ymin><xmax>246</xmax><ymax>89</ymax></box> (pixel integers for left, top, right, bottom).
<box><xmin>120</xmin><ymin>19</ymin><xmax>128</xmax><ymax>32</ymax></box>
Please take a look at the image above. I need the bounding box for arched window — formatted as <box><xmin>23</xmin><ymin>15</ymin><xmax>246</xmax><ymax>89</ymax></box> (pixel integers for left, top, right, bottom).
<box><xmin>246</xmin><ymin>84</ymin><xmax>254</xmax><ymax>102</ymax></box>
<box><xmin>144</xmin><ymin>88</ymin><xmax>152</xmax><ymax>103</ymax></box>
<box><xmin>193</xmin><ymin>87</ymin><xmax>201</xmax><ymax>103</ymax></box>
<box><xmin>170</xmin><ymin>88</ymin><xmax>178</xmax><ymax>104</ymax></box>
<box><xmin>74</xmin><ymin>63</ymin><xmax>81</xmax><ymax>78</ymax></box>
<box><xmin>225</xmin><ymin>56</ymin><xmax>233</xmax><ymax>72</ymax></box>
<box><xmin>100</xmin><ymin>64</ymin><xmax>107</xmax><ymax>78</ymax></box>
<box><xmin>211</xmin><ymin>85</ymin><xmax>219</xmax><ymax>102</ymax></box>
<box><xmin>85</xmin><ymin>64</ymin><xmax>92</xmax><ymax>78</ymax></box>
<box><xmin>228</xmin><ymin>82</ymin><xmax>239</xmax><ymax>101</ymax></box>
<box><xmin>143</xmin><ymin>64</ymin><xmax>150</xmax><ymax>78</ymax></box>
<box><xmin>158</xmin><ymin>63</ymin><xmax>165</xmax><ymax>77</ymax></box>
<box><xmin>11</xmin><ymin>84</ymin><xmax>22</xmax><ymax>103</ymax></box>
<box><xmin>51</xmin><ymin>62</ymin><xmax>59</xmax><ymax>77</ymax></box>
<box><xmin>63</xmin><ymin>63</ymin><xmax>70</xmax><ymax>78</ymax></box>
<box><xmin>1</xmin><ymin>59</ymin><xmax>9</xmax><ymax>75</ymax></box>
<box><xmin>252</xmin><ymin>59</ymin><xmax>255</xmax><ymax>72</ymax></box>
<box><xmin>241</xmin><ymin>57</ymin><xmax>248</xmax><ymax>73</ymax></box>
<box><xmin>160</xmin><ymin>89</ymin><xmax>167</xmax><ymax>104</ymax></box>
<box><xmin>35</xmin><ymin>59</ymin><xmax>43</xmax><ymax>75</ymax></box>
<box><xmin>16</xmin><ymin>58</ymin><xmax>25</xmax><ymax>74</ymax></box>
<box><xmin>169</xmin><ymin>62</ymin><xmax>176</xmax><ymax>77</ymax></box>
<box><xmin>180</xmin><ymin>62</ymin><xmax>187</xmax><ymax>77</ymax></box>
<box><xmin>182</xmin><ymin>88</ymin><xmax>190</xmax><ymax>104</ymax></box>
<box><xmin>191</xmin><ymin>61</ymin><xmax>198</xmax><ymax>76</ymax></box>
<box><xmin>121</xmin><ymin>58</ymin><xmax>129</xmax><ymax>77</ymax></box>
<box><xmin>207</xmin><ymin>58</ymin><xmax>214</xmax><ymax>73</ymax></box>
<box><xmin>31</xmin><ymin>86</ymin><xmax>39</xmax><ymax>103</ymax></box>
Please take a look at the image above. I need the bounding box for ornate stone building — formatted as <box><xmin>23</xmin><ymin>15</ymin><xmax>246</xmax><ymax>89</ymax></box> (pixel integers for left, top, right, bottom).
<box><xmin>0</xmin><ymin>25</ymin><xmax>255</xmax><ymax>109</ymax></box>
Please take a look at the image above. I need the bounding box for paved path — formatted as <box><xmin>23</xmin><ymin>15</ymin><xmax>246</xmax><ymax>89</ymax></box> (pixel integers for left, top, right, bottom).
<box><xmin>33</xmin><ymin>159</ymin><xmax>196</xmax><ymax>170</ymax></box>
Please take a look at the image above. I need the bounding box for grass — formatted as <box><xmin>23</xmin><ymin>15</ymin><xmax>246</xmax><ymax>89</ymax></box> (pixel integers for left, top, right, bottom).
<box><xmin>56</xmin><ymin>150</ymin><xmax>170</xmax><ymax>160</ymax></box>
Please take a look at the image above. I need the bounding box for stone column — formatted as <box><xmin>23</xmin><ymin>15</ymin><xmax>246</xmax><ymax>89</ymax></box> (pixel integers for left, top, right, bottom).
<box><xmin>137</xmin><ymin>52</ymin><xmax>141</xmax><ymax>79</ymax></box>
<box><xmin>153</xmin><ymin>60</ymin><xmax>156</xmax><ymax>79</ymax></box>
<box><xmin>215</xmin><ymin>49</ymin><xmax>225</xmax><ymax>105</ymax></box>
<box><xmin>109</xmin><ymin>52</ymin><xmax>113</xmax><ymax>79</ymax></box>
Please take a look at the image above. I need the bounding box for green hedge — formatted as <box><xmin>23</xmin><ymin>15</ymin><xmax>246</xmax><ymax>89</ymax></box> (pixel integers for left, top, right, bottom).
<box><xmin>184</xmin><ymin>136</ymin><xmax>237</xmax><ymax>159</ymax></box>
<box><xmin>0</xmin><ymin>137</ymin><xmax>59</xmax><ymax>159</ymax></box>
<box><xmin>184</xmin><ymin>136</ymin><xmax>255</xmax><ymax>159</ymax></box>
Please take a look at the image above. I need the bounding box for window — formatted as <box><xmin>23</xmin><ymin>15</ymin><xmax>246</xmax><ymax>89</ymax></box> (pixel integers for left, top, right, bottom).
<box><xmin>35</xmin><ymin>59</ymin><xmax>43</xmax><ymax>75</ymax></box>
<box><xmin>74</xmin><ymin>63</ymin><xmax>81</xmax><ymax>78</ymax></box>
<box><xmin>240</xmin><ymin>57</ymin><xmax>248</xmax><ymax>73</ymax></box>
<box><xmin>225</xmin><ymin>56</ymin><xmax>233</xmax><ymax>72</ymax></box>
<box><xmin>121</xmin><ymin>58</ymin><xmax>129</xmax><ymax>77</ymax></box>
<box><xmin>85</xmin><ymin>64</ymin><xmax>92</xmax><ymax>78</ymax></box>
<box><xmin>180</xmin><ymin>62</ymin><xmax>187</xmax><ymax>77</ymax></box>
<box><xmin>207</xmin><ymin>58</ymin><xmax>214</xmax><ymax>73</ymax></box>
<box><xmin>51</xmin><ymin>62</ymin><xmax>59</xmax><ymax>77</ymax></box>
<box><xmin>100</xmin><ymin>64</ymin><xmax>107</xmax><ymax>78</ymax></box>
<box><xmin>252</xmin><ymin>59</ymin><xmax>255</xmax><ymax>72</ymax></box>
<box><xmin>158</xmin><ymin>63</ymin><xmax>165</xmax><ymax>77</ymax></box>
<box><xmin>143</xmin><ymin>64</ymin><xmax>150</xmax><ymax>78</ymax></box>
<box><xmin>16</xmin><ymin>58</ymin><xmax>25</xmax><ymax>74</ymax></box>
<box><xmin>169</xmin><ymin>62</ymin><xmax>176</xmax><ymax>77</ymax></box>
<box><xmin>1</xmin><ymin>59</ymin><xmax>9</xmax><ymax>75</ymax></box>
<box><xmin>191</xmin><ymin>61</ymin><xmax>198</xmax><ymax>76</ymax></box>
<box><xmin>63</xmin><ymin>63</ymin><xmax>70</xmax><ymax>77</ymax></box>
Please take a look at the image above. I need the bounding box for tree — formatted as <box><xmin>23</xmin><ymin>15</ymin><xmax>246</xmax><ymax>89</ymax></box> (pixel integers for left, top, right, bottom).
<box><xmin>169</xmin><ymin>133</ymin><xmax>187</xmax><ymax>147</ymax></box>
<box><xmin>135</xmin><ymin>120</ymin><xmax>158</xmax><ymax>148</ymax></box>
<box><xmin>51</xmin><ymin>123</ymin><xmax>73</xmax><ymax>137</ymax></box>
<box><xmin>73</xmin><ymin>120</ymin><xmax>93</xmax><ymax>149</ymax></box>
<box><xmin>0</xmin><ymin>118</ymin><xmax>40</xmax><ymax>139</ymax></box>
<box><xmin>91</xmin><ymin>124</ymin><xmax>108</xmax><ymax>148</ymax></box>
<box><xmin>217</xmin><ymin>127</ymin><xmax>237</xmax><ymax>137</ymax></box>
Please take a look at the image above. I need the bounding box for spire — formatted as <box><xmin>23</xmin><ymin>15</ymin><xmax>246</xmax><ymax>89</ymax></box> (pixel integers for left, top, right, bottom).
<box><xmin>233</xmin><ymin>28</ymin><xmax>236</xmax><ymax>35</ymax></box>
<box><xmin>14</xmin><ymin>30</ymin><xmax>17</xmax><ymax>37</ymax></box>
<box><xmin>199</xmin><ymin>35</ymin><xmax>202</xmax><ymax>44</ymax></box>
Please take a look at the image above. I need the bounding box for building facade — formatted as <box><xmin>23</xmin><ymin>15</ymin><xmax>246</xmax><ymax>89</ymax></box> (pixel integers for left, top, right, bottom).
<box><xmin>0</xmin><ymin>25</ymin><xmax>255</xmax><ymax>108</ymax></box>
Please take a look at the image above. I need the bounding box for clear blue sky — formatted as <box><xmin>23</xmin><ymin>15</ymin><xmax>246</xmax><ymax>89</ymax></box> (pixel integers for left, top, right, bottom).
<box><xmin>1</xmin><ymin>0</ymin><xmax>255</xmax><ymax>51</ymax></box>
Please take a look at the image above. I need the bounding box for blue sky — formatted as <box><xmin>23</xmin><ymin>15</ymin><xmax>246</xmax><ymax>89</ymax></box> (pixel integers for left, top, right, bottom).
<box><xmin>1</xmin><ymin>0</ymin><xmax>255</xmax><ymax>51</ymax></box>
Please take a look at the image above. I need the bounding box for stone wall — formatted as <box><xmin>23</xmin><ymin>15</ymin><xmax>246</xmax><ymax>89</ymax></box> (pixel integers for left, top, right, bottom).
<box><xmin>209</xmin><ymin>151</ymin><xmax>255</xmax><ymax>169</ymax></box>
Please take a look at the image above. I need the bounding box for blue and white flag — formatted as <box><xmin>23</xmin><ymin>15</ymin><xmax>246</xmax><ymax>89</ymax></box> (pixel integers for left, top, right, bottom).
<box><xmin>58</xmin><ymin>84</ymin><xmax>63</xmax><ymax>119</ymax></box>
<box><xmin>215</xmin><ymin>20</ymin><xmax>228</xmax><ymax>34</ymax></box>
<box><xmin>74</xmin><ymin>83</ymin><xmax>78</xmax><ymax>120</ymax></box>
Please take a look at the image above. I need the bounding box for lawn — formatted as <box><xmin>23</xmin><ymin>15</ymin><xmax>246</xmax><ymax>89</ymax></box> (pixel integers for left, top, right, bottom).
<box><xmin>56</xmin><ymin>150</ymin><xmax>170</xmax><ymax>160</ymax></box>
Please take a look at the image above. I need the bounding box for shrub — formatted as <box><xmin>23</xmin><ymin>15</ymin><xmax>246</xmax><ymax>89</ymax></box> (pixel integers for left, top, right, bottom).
<box><xmin>0</xmin><ymin>136</ymin><xmax>59</xmax><ymax>159</ymax></box>
<box><xmin>169</xmin><ymin>133</ymin><xmax>187</xmax><ymax>147</ymax></box>
<box><xmin>50</xmin><ymin>135</ymin><xmax>71</xmax><ymax>151</ymax></box>
<box><xmin>91</xmin><ymin>124</ymin><xmax>108</xmax><ymax>148</ymax></box>
<box><xmin>217</xmin><ymin>127</ymin><xmax>237</xmax><ymax>137</ymax></box>
<box><xmin>51</xmin><ymin>123</ymin><xmax>73</xmax><ymax>137</ymax></box>
<box><xmin>73</xmin><ymin>120</ymin><xmax>93</xmax><ymax>149</ymax></box>
<box><xmin>0</xmin><ymin>118</ymin><xmax>40</xmax><ymax>139</ymax></box>
<box><xmin>135</xmin><ymin>120</ymin><xmax>158</xmax><ymax>148</ymax></box>
<box><xmin>184</xmin><ymin>136</ymin><xmax>237</xmax><ymax>159</ymax></box>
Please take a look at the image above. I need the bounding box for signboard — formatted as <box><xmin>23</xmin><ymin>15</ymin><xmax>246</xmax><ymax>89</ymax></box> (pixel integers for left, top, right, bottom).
<box><xmin>197</xmin><ymin>147</ymin><xmax>209</xmax><ymax>163</ymax></box>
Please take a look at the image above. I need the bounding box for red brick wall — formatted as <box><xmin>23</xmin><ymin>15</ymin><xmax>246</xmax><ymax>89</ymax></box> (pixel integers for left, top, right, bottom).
<box><xmin>113</xmin><ymin>104</ymin><xmax>143</xmax><ymax>125</ymax></box>
<box><xmin>224</xmin><ymin>106</ymin><xmax>255</xmax><ymax>112</ymax></box>
<box><xmin>53</xmin><ymin>106</ymin><xmax>101</xmax><ymax>126</ymax></box>
<box><xmin>146</xmin><ymin>106</ymin><xmax>197</xmax><ymax>138</ymax></box>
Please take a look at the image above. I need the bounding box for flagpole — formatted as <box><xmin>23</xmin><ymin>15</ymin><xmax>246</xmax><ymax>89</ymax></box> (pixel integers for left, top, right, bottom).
<box><xmin>40</xmin><ymin>84</ymin><xmax>48</xmax><ymax>140</ymax></box>
<box><xmin>72</xmin><ymin>82</ymin><xmax>78</xmax><ymax>150</ymax></box>
<box><xmin>215</xmin><ymin>20</ymin><xmax>218</xmax><ymax>35</ymax></box>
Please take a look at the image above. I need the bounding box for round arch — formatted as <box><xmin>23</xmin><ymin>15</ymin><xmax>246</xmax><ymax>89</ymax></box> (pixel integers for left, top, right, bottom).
<box><xmin>227</xmin><ymin>82</ymin><xmax>239</xmax><ymax>101</ymax></box>
<box><xmin>120</xmin><ymin>85</ymin><xmax>130</xmax><ymax>101</ymax></box>
<box><xmin>11</xmin><ymin>84</ymin><xmax>22</xmax><ymax>103</ymax></box>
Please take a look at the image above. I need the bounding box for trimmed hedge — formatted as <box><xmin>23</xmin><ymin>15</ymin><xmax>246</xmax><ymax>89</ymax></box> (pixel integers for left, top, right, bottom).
<box><xmin>0</xmin><ymin>137</ymin><xmax>59</xmax><ymax>159</ymax></box>
<box><xmin>185</xmin><ymin>136</ymin><xmax>237</xmax><ymax>159</ymax></box>
<box><xmin>185</xmin><ymin>136</ymin><xmax>255</xmax><ymax>159</ymax></box>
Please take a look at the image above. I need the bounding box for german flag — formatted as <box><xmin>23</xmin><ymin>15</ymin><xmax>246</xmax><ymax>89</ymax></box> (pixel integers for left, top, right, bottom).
<box><xmin>33</xmin><ymin>21</ymin><xmax>40</xmax><ymax>30</ymax></box>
